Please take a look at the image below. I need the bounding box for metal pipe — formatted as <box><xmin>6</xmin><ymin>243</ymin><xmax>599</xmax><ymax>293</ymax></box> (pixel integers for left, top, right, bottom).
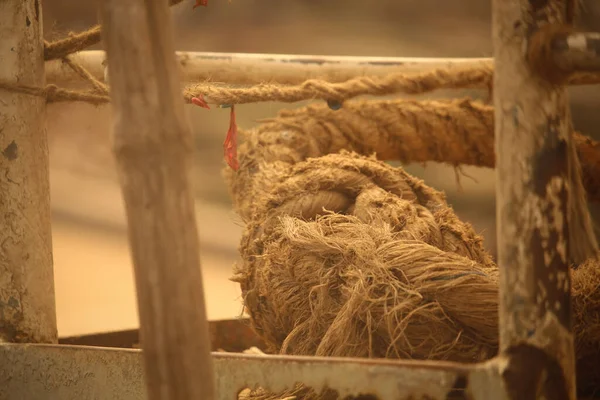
<box><xmin>46</xmin><ymin>50</ymin><xmax>600</xmax><ymax>89</ymax></box>
<box><xmin>0</xmin><ymin>0</ymin><xmax>58</xmax><ymax>343</ymax></box>
<box><xmin>101</xmin><ymin>0</ymin><xmax>215</xmax><ymax>399</ymax></box>
<box><xmin>552</xmin><ymin>31</ymin><xmax>600</xmax><ymax>73</ymax></box>
<box><xmin>46</xmin><ymin>50</ymin><xmax>492</xmax><ymax>86</ymax></box>
<box><xmin>0</xmin><ymin>343</ymin><xmax>509</xmax><ymax>400</ymax></box>
<box><xmin>492</xmin><ymin>0</ymin><xmax>588</xmax><ymax>398</ymax></box>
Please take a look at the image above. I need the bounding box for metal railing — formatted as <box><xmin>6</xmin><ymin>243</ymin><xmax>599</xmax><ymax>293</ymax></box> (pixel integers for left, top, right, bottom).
<box><xmin>1</xmin><ymin>0</ymin><xmax>598</xmax><ymax>399</ymax></box>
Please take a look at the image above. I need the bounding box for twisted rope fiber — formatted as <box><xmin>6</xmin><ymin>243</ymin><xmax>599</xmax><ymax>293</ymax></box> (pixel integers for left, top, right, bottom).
<box><xmin>184</xmin><ymin>65</ymin><xmax>495</xmax><ymax>104</ymax></box>
<box><xmin>28</xmin><ymin>11</ymin><xmax>600</xmax><ymax>110</ymax></box>
<box><xmin>226</xmin><ymin>104</ymin><xmax>600</xmax><ymax>400</ymax></box>
<box><xmin>42</xmin><ymin>0</ymin><xmax>186</xmax><ymax>61</ymax></box>
<box><xmin>228</xmin><ymin>99</ymin><xmax>600</xmax><ymax>217</ymax></box>
<box><xmin>34</xmin><ymin>15</ymin><xmax>600</xmax><ymax>399</ymax></box>
<box><xmin>184</xmin><ymin>66</ymin><xmax>600</xmax><ymax>104</ymax></box>
<box><xmin>226</xmin><ymin>155</ymin><xmax>600</xmax><ymax>399</ymax></box>
<box><xmin>2</xmin><ymin>65</ymin><xmax>494</xmax><ymax>106</ymax></box>
<box><xmin>60</xmin><ymin>55</ymin><xmax>109</xmax><ymax>95</ymax></box>
<box><xmin>4</xmin><ymin>68</ymin><xmax>600</xmax><ymax>204</ymax></box>
<box><xmin>0</xmin><ymin>81</ymin><xmax>109</xmax><ymax>105</ymax></box>
<box><xmin>44</xmin><ymin>25</ymin><xmax>102</xmax><ymax>61</ymax></box>
<box><xmin>5</xmin><ymin>65</ymin><xmax>600</xmax><ymax>106</ymax></box>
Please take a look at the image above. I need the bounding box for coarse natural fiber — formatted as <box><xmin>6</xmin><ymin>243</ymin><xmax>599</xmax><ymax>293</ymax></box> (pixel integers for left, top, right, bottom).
<box><xmin>0</xmin><ymin>81</ymin><xmax>109</xmax><ymax>105</ymax></box>
<box><xmin>572</xmin><ymin>257</ymin><xmax>600</xmax><ymax>396</ymax></box>
<box><xmin>232</xmin><ymin>97</ymin><xmax>599</xmax><ymax>262</ymax></box>
<box><xmin>226</xmin><ymin>122</ymin><xmax>600</xmax><ymax>398</ymax></box>
<box><xmin>232</xmin><ymin>151</ymin><xmax>499</xmax><ymax>362</ymax></box>
<box><xmin>228</xmin><ymin>98</ymin><xmax>600</xmax><ymax>209</ymax></box>
<box><xmin>44</xmin><ymin>25</ymin><xmax>103</xmax><ymax>61</ymax></box>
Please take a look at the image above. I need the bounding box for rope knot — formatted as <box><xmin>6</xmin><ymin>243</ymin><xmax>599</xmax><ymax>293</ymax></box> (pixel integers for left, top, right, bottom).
<box><xmin>234</xmin><ymin>150</ymin><xmax>499</xmax><ymax>362</ymax></box>
<box><xmin>44</xmin><ymin>84</ymin><xmax>59</xmax><ymax>99</ymax></box>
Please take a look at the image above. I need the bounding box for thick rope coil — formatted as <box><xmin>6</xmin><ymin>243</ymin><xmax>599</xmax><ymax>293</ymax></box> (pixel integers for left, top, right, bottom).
<box><xmin>232</xmin><ymin>151</ymin><xmax>500</xmax><ymax>361</ymax></box>
<box><xmin>226</xmin><ymin>107</ymin><xmax>600</xmax><ymax>398</ymax></box>
<box><xmin>228</xmin><ymin>98</ymin><xmax>600</xmax><ymax>214</ymax></box>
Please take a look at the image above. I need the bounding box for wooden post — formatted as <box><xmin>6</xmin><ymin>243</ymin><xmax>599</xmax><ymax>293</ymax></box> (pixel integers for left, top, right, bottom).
<box><xmin>101</xmin><ymin>1</ymin><xmax>215</xmax><ymax>400</ymax></box>
<box><xmin>0</xmin><ymin>0</ymin><xmax>57</xmax><ymax>343</ymax></box>
<box><xmin>492</xmin><ymin>0</ymin><xmax>597</xmax><ymax>398</ymax></box>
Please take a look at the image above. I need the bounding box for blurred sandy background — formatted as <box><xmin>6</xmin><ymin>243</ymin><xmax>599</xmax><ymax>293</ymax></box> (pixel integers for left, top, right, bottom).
<box><xmin>43</xmin><ymin>0</ymin><xmax>600</xmax><ymax>337</ymax></box>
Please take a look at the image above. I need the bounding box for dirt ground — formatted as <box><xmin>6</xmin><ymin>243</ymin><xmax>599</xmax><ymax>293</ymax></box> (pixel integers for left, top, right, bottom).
<box><xmin>44</xmin><ymin>0</ymin><xmax>600</xmax><ymax>336</ymax></box>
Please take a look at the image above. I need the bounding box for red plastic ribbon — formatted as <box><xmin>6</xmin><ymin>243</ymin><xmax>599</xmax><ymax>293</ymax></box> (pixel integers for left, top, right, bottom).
<box><xmin>193</xmin><ymin>0</ymin><xmax>208</xmax><ymax>9</ymax></box>
<box><xmin>190</xmin><ymin>96</ymin><xmax>239</xmax><ymax>171</ymax></box>
<box><xmin>223</xmin><ymin>105</ymin><xmax>239</xmax><ymax>171</ymax></box>
<box><xmin>191</xmin><ymin>96</ymin><xmax>210</xmax><ymax>109</ymax></box>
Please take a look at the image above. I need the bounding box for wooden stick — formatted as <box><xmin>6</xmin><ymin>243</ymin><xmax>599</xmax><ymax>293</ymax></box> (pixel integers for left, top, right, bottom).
<box><xmin>492</xmin><ymin>1</ymin><xmax>595</xmax><ymax>398</ymax></box>
<box><xmin>0</xmin><ymin>0</ymin><xmax>57</xmax><ymax>343</ymax></box>
<box><xmin>101</xmin><ymin>1</ymin><xmax>215</xmax><ymax>399</ymax></box>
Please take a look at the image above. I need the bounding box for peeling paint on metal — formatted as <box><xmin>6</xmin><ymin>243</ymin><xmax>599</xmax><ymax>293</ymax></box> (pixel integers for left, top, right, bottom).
<box><xmin>0</xmin><ymin>344</ymin><xmax>506</xmax><ymax>400</ymax></box>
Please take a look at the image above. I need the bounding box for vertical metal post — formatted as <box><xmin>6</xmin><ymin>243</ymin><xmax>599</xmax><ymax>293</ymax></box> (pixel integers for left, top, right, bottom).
<box><xmin>491</xmin><ymin>0</ymin><xmax>598</xmax><ymax>398</ymax></box>
<box><xmin>101</xmin><ymin>0</ymin><xmax>215</xmax><ymax>399</ymax></box>
<box><xmin>0</xmin><ymin>0</ymin><xmax>57</xmax><ymax>343</ymax></box>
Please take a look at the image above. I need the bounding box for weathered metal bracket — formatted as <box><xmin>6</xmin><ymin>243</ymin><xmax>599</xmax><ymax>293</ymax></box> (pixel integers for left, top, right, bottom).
<box><xmin>0</xmin><ymin>343</ymin><xmax>508</xmax><ymax>400</ymax></box>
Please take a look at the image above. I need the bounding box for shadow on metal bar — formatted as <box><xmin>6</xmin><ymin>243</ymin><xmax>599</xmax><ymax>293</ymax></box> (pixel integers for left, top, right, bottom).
<box><xmin>0</xmin><ymin>343</ymin><xmax>506</xmax><ymax>400</ymax></box>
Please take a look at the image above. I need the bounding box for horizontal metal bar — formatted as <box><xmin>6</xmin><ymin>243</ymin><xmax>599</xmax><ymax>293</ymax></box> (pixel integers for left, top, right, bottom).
<box><xmin>0</xmin><ymin>343</ymin><xmax>506</xmax><ymax>400</ymax></box>
<box><xmin>58</xmin><ymin>318</ymin><xmax>266</xmax><ymax>353</ymax></box>
<box><xmin>46</xmin><ymin>50</ymin><xmax>491</xmax><ymax>86</ymax></box>
<box><xmin>552</xmin><ymin>31</ymin><xmax>600</xmax><ymax>73</ymax></box>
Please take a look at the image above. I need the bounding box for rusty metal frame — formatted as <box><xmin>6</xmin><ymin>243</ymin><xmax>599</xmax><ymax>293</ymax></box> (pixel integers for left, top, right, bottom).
<box><xmin>2</xmin><ymin>0</ymin><xmax>600</xmax><ymax>399</ymax></box>
<box><xmin>0</xmin><ymin>343</ymin><xmax>509</xmax><ymax>400</ymax></box>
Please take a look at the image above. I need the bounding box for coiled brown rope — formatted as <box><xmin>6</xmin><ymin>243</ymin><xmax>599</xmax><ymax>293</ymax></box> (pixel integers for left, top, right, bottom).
<box><xmin>227</xmin><ymin>149</ymin><xmax>600</xmax><ymax>397</ymax></box>
<box><xmin>232</xmin><ymin>152</ymin><xmax>499</xmax><ymax>360</ymax></box>
<box><xmin>226</xmin><ymin>98</ymin><xmax>600</xmax><ymax>397</ymax></box>
<box><xmin>228</xmin><ymin>98</ymin><xmax>600</xmax><ymax>212</ymax></box>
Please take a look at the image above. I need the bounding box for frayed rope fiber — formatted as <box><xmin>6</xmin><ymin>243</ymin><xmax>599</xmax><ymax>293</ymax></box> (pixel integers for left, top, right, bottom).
<box><xmin>225</xmin><ymin>115</ymin><xmax>600</xmax><ymax>398</ymax></box>
<box><xmin>228</xmin><ymin>98</ymin><xmax>600</xmax><ymax>209</ymax></box>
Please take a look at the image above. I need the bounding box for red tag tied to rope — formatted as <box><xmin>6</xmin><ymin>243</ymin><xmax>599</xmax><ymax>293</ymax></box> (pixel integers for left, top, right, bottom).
<box><xmin>191</xmin><ymin>95</ymin><xmax>210</xmax><ymax>109</ymax></box>
<box><xmin>193</xmin><ymin>0</ymin><xmax>208</xmax><ymax>9</ymax></box>
<box><xmin>190</xmin><ymin>96</ymin><xmax>239</xmax><ymax>171</ymax></box>
<box><xmin>223</xmin><ymin>105</ymin><xmax>239</xmax><ymax>171</ymax></box>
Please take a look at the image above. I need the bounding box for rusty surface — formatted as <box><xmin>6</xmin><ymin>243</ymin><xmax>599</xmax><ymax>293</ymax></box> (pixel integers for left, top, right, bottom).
<box><xmin>0</xmin><ymin>0</ymin><xmax>58</xmax><ymax>343</ymax></box>
<box><xmin>58</xmin><ymin>318</ymin><xmax>266</xmax><ymax>352</ymax></box>
<box><xmin>208</xmin><ymin>318</ymin><xmax>267</xmax><ymax>352</ymax></box>
<box><xmin>492</xmin><ymin>0</ymin><xmax>590</xmax><ymax>398</ymax></box>
<box><xmin>551</xmin><ymin>32</ymin><xmax>600</xmax><ymax>73</ymax></box>
<box><xmin>527</xmin><ymin>24</ymin><xmax>600</xmax><ymax>84</ymax></box>
<box><xmin>0</xmin><ymin>343</ymin><xmax>510</xmax><ymax>400</ymax></box>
